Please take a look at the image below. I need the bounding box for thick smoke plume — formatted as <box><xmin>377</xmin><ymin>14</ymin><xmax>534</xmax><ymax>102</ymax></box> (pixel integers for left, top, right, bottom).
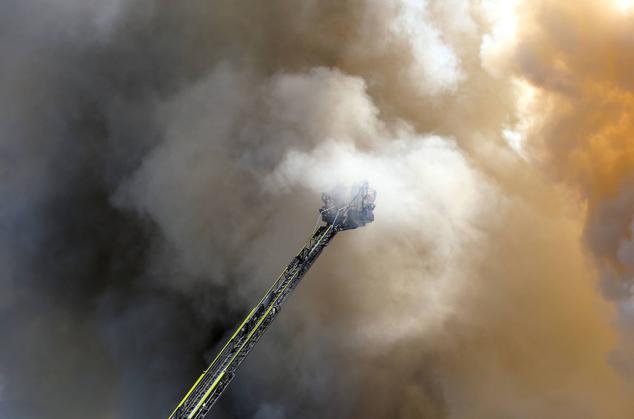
<box><xmin>2</xmin><ymin>1</ymin><xmax>634</xmax><ymax>418</ymax></box>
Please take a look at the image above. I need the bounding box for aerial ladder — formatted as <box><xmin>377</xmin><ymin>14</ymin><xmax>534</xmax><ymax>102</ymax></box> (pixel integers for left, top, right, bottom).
<box><xmin>169</xmin><ymin>183</ymin><xmax>376</xmax><ymax>419</ymax></box>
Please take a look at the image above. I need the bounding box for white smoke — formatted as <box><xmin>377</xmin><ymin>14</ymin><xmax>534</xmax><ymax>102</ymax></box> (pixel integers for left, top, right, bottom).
<box><xmin>390</xmin><ymin>0</ymin><xmax>464</xmax><ymax>94</ymax></box>
<box><xmin>269</xmin><ymin>133</ymin><xmax>495</xmax><ymax>346</ymax></box>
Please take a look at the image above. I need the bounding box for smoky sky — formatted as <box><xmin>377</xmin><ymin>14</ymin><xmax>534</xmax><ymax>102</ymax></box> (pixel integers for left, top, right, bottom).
<box><xmin>0</xmin><ymin>1</ymin><xmax>251</xmax><ymax>417</ymax></box>
<box><xmin>2</xmin><ymin>1</ymin><xmax>634</xmax><ymax>419</ymax></box>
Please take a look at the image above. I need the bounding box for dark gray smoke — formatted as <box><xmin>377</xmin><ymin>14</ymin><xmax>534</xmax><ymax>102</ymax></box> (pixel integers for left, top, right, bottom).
<box><xmin>0</xmin><ymin>1</ymin><xmax>248</xmax><ymax>418</ymax></box>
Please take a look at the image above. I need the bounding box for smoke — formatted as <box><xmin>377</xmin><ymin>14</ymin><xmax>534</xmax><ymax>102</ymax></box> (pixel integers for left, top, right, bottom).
<box><xmin>2</xmin><ymin>0</ymin><xmax>634</xmax><ymax>418</ymax></box>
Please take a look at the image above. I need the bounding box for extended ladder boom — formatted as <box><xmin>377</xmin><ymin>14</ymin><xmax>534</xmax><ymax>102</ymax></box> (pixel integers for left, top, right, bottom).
<box><xmin>169</xmin><ymin>183</ymin><xmax>375</xmax><ymax>419</ymax></box>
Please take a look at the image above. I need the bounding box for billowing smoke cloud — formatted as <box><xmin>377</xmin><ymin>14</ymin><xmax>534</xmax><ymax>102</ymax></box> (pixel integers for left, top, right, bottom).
<box><xmin>506</xmin><ymin>0</ymin><xmax>634</xmax><ymax>395</ymax></box>
<box><xmin>2</xmin><ymin>1</ymin><xmax>634</xmax><ymax>418</ymax></box>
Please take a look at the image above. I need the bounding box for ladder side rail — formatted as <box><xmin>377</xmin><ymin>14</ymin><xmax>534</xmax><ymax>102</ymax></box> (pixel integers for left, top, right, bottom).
<box><xmin>171</xmin><ymin>225</ymin><xmax>337</xmax><ymax>419</ymax></box>
<box><xmin>185</xmin><ymin>226</ymin><xmax>337</xmax><ymax>418</ymax></box>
